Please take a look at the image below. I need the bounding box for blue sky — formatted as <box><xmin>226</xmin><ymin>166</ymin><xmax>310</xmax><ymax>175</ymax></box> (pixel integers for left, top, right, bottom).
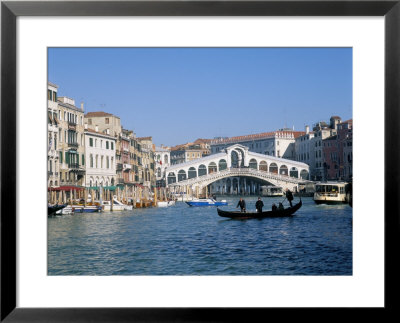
<box><xmin>48</xmin><ymin>48</ymin><xmax>352</xmax><ymax>147</ymax></box>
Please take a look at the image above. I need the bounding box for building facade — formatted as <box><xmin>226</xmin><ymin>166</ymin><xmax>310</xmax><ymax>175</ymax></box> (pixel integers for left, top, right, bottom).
<box><xmin>84</xmin><ymin>127</ymin><xmax>117</xmax><ymax>187</ymax></box>
<box><xmin>137</xmin><ymin>137</ymin><xmax>156</xmax><ymax>188</ymax></box>
<box><xmin>47</xmin><ymin>82</ymin><xmax>60</xmax><ymax>187</ymax></box>
<box><xmin>210</xmin><ymin>130</ymin><xmax>304</xmax><ymax>160</ymax></box>
<box><xmin>57</xmin><ymin>95</ymin><xmax>85</xmax><ymax>186</ymax></box>
<box><xmin>155</xmin><ymin>146</ymin><xmax>170</xmax><ymax>186</ymax></box>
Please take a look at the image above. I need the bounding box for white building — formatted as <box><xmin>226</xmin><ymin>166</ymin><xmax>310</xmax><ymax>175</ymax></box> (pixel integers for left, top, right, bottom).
<box><xmin>47</xmin><ymin>82</ymin><xmax>60</xmax><ymax>187</ymax></box>
<box><xmin>84</xmin><ymin>127</ymin><xmax>117</xmax><ymax>187</ymax></box>
<box><xmin>155</xmin><ymin>146</ymin><xmax>170</xmax><ymax>185</ymax></box>
<box><xmin>210</xmin><ymin>130</ymin><xmax>305</xmax><ymax>160</ymax></box>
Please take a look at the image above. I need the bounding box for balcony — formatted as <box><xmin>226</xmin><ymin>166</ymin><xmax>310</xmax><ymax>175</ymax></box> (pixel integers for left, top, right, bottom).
<box><xmin>68</xmin><ymin>142</ymin><xmax>79</xmax><ymax>148</ymax></box>
<box><xmin>68</xmin><ymin>121</ymin><xmax>77</xmax><ymax>130</ymax></box>
<box><xmin>68</xmin><ymin>163</ymin><xmax>80</xmax><ymax>170</ymax></box>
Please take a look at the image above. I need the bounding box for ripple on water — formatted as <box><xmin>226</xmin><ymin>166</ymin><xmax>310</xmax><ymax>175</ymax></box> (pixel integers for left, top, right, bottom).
<box><xmin>48</xmin><ymin>196</ymin><xmax>352</xmax><ymax>275</ymax></box>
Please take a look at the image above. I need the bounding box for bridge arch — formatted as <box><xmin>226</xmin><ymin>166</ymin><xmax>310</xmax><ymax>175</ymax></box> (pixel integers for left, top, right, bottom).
<box><xmin>290</xmin><ymin>167</ymin><xmax>299</xmax><ymax>178</ymax></box>
<box><xmin>269</xmin><ymin>162</ymin><xmax>278</xmax><ymax>174</ymax></box>
<box><xmin>167</xmin><ymin>172</ymin><xmax>176</xmax><ymax>184</ymax></box>
<box><xmin>208</xmin><ymin>162</ymin><xmax>217</xmax><ymax>174</ymax></box>
<box><xmin>178</xmin><ymin>170</ymin><xmax>187</xmax><ymax>182</ymax></box>
<box><xmin>249</xmin><ymin>158</ymin><xmax>258</xmax><ymax>169</ymax></box>
<box><xmin>198</xmin><ymin>164</ymin><xmax>207</xmax><ymax>176</ymax></box>
<box><xmin>279</xmin><ymin>165</ymin><xmax>288</xmax><ymax>176</ymax></box>
<box><xmin>259</xmin><ymin>160</ymin><xmax>268</xmax><ymax>171</ymax></box>
<box><xmin>218</xmin><ymin>159</ymin><xmax>227</xmax><ymax>171</ymax></box>
<box><xmin>300</xmin><ymin>169</ymin><xmax>309</xmax><ymax>180</ymax></box>
<box><xmin>188</xmin><ymin>167</ymin><xmax>197</xmax><ymax>179</ymax></box>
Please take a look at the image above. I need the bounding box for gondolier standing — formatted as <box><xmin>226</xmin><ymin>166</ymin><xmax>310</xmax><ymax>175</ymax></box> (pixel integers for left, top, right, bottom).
<box><xmin>285</xmin><ymin>188</ymin><xmax>294</xmax><ymax>207</ymax></box>
<box><xmin>236</xmin><ymin>198</ymin><xmax>246</xmax><ymax>213</ymax></box>
<box><xmin>255</xmin><ymin>197</ymin><xmax>264</xmax><ymax>213</ymax></box>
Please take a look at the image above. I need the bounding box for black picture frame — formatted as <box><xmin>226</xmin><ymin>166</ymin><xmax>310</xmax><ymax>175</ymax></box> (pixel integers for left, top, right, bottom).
<box><xmin>1</xmin><ymin>1</ymin><xmax>399</xmax><ymax>321</ymax></box>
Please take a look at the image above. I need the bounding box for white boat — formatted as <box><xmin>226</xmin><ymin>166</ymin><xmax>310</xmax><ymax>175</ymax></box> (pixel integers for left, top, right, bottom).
<box><xmin>101</xmin><ymin>198</ymin><xmax>133</xmax><ymax>211</ymax></box>
<box><xmin>261</xmin><ymin>185</ymin><xmax>284</xmax><ymax>197</ymax></box>
<box><xmin>157</xmin><ymin>200</ymin><xmax>176</xmax><ymax>207</ymax></box>
<box><xmin>313</xmin><ymin>182</ymin><xmax>350</xmax><ymax>204</ymax></box>
<box><xmin>172</xmin><ymin>193</ymin><xmax>194</xmax><ymax>202</ymax></box>
<box><xmin>56</xmin><ymin>205</ymin><xmax>74</xmax><ymax>215</ymax></box>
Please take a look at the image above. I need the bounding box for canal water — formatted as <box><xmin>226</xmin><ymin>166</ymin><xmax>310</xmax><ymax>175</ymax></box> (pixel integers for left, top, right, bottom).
<box><xmin>48</xmin><ymin>196</ymin><xmax>352</xmax><ymax>275</ymax></box>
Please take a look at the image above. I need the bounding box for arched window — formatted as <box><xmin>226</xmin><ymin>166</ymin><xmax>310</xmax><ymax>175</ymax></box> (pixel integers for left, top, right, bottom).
<box><xmin>188</xmin><ymin>167</ymin><xmax>197</xmax><ymax>179</ymax></box>
<box><xmin>198</xmin><ymin>164</ymin><xmax>207</xmax><ymax>176</ymax></box>
<box><xmin>290</xmin><ymin>167</ymin><xmax>299</xmax><ymax>178</ymax></box>
<box><xmin>218</xmin><ymin>159</ymin><xmax>227</xmax><ymax>171</ymax></box>
<box><xmin>208</xmin><ymin>162</ymin><xmax>217</xmax><ymax>174</ymax></box>
<box><xmin>300</xmin><ymin>169</ymin><xmax>309</xmax><ymax>180</ymax></box>
<box><xmin>167</xmin><ymin>172</ymin><xmax>176</xmax><ymax>184</ymax></box>
<box><xmin>157</xmin><ymin>167</ymin><xmax>161</xmax><ymax>177</ymax></box>
<box><xmin>279</xmin><ymin>165</ymin><xmax>288</xmax><ymax>176</ymax></box>
<box><xmin>164</xmin><ymin>155</ymin><xmax>168</xmax><ymax>164</ymax></box>
<box><xmin>178</xmin><ymin>170</ymin><xmax>187</xmax><ymax>182</ymax></box>
<box><xmin>259</xmin><ymin>161</ymin><xmax>268</xmax><ymax>171</ymax></box>
<box><xmin>249</xmin><ymin>158</ymin><xmax>258</xmax><ymax>169</ymax></box>
<box><xmin>269</xmin><ymin>163</ymin><xmax>278</xmax><ymax>174</ymax></box>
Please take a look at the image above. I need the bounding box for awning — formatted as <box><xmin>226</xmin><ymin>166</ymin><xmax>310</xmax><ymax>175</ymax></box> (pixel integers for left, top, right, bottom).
<box><xmin>48</xmin><ymin>186</ymin><xmax>84</xmax><ymax>191</ymax></box>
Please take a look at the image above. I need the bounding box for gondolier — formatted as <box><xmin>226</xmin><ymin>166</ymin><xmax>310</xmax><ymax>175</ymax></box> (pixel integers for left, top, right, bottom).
<box><xmin>236</xmin><ymin>198</ymin><xmax>246</xmax><ymax>213</ymax></box>
<box><xmin>285</xmin><ymin>188</ymin><xmax>294</xmax><ymax>207</ymax></box>
<box><xmin>255</xmin><ymin>197</ymin><xmax>264</xmax><ymax>213</ymax></box>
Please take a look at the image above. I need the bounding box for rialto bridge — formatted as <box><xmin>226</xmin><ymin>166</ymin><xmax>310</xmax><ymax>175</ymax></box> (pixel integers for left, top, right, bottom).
<box><xmin>165</xmin><ymin>144</ymin><xmax>311</xmax><ymax>195</ymax></box>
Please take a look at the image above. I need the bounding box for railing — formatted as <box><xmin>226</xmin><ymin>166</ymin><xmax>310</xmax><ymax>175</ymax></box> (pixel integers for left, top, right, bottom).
<box><xmin>68</xmin><ymin>142</ymin><xmax>79</xmax><ymax>148</ymax></box>
<box><xmin>68</xmin><ymin>163</ymin><xmax>80</xmax><ymax>170</ymax></box>
<box><xmin>168</xmin><ymin>167</ymin><xmax>310</xmax><ymax>187</ymax></box>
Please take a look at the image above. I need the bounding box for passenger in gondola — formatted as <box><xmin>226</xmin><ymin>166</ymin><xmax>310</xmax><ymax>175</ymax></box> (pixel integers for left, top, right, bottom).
<box><xmin>278</xmin><ymin>202</ymin><xmax>284</xmax><ymax>210</ymax></box>
<box><xmin>255</xmin><ymin>197</ymin><xmax>264</xmax><ymax>213</ymax></box>
<box><xmin>285</xmin><ymin>188</ymin><xmax>294</xmax><ymax>207</ymax></box>
<box><xmin>272</xmin><ymin>203</ymin><xmax>278</xmax><ymax>211</ymax></box>
<box><xmin>236</xmin><ymin>198</ymin><xmax>246</xmax><ymax>213</ymax></box>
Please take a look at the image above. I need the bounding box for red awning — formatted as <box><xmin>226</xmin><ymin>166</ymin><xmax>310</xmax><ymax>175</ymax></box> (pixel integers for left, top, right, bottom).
<box><xmin>48</xmin><ymin>186</ymin><xmax>84</xmax><ymax>191</ymax></box>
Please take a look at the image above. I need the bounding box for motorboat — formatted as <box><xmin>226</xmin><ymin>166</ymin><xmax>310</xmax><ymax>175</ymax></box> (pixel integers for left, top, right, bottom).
<box><xmin>186</xmin><ymin>198</ymin><xmax>228</xmax><ymax>207</ymax></box>
<box><xmin>48</xmin><ymin>204</ymin><xmax>66</xmax><ymax>216</ymax></box>
<box><xmin>157</xmin><ymin>200</ymin><xmax>176</xmax><ymax>207</ymax></box>
<box><xmin>217</xmin><ymin>199</ymin><xmax>302</xmax><ymax>219</ymax></box>
<box><xmin>261</xmin><ymin>185</ymin><xmax>284</xmax><ymax>197</ymax></box>
<box><xmin>313</xmin><ymin>182</ymin><xmax>350</xmax><ymax>204</ymax></box>
<box><xmin>101</xmin><ymin>198</ymin><xmax>133</xmax><ymax>211</ymax></box>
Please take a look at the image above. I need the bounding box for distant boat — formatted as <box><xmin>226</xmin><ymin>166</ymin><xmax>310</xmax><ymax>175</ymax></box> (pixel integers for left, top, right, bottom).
<box><xmin>313</xmin><ymin>182</ymin><xmax>350</xmax><ymax>205</ymax></box>
<box><xmin>186</xmin><ymin>198</ymin><xmax>228</xmax><ymax>207</ymax></box>
<box><xmin>70</xmin><ymin>205</ymin><xmax>102</xmax><ymax>213</ymax></box>
<box><xmin>217</xmin><ymin>199</ymin><xmax>302</xmax><ymax>219</ymax></box>
<box><xmin>261</xmin><ymin>185</ymin><xmax>284</xmax><ymax>197</ymax></box>
<box><xmin>157</xmin><ymin>200</ymin><xmax>176</xmax><ymax>207</ymax></box>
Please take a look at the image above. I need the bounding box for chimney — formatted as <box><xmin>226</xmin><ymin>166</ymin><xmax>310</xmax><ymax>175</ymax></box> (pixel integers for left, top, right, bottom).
<box><xmin>305</xmin><ymin>125</ymin><xmax>309</xmax><ymax>134</ymax></box>
<box><xmin>95</xmin><ymin>125</ymin><xmax>98</xmax><ymax>132</ymax></box>
<box><xmin>80</xmin><ymin>102</ymin><xmax>84</xmax><ymax>111</ymax></box>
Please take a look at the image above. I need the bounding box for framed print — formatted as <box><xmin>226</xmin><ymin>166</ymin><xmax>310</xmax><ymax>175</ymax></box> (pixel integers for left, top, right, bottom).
<box><xmin>1</xmin><ymin>0</ymin><xmax>399</xmax><ymax>321</ymax></box>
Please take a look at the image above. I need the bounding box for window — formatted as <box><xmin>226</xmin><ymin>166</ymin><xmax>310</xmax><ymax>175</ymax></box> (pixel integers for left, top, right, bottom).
<box><xmin>111</xmin><ymin>142</ymin><xmax>114</xmax><ymax>150</ymax></box>
<box><xmin>88</xmin><ymin>119</ymin><xmax>92</xmax><ymax>125</ymax></box>
<box><xmin>105</xmin><ymin>118</ymin><xmax>109</xmax><ymax>124</ymax></box>
<box><xmin>106</xmin><ymin>156</ymin><xmax>109</xmax><ymax>169</ymax></box>
<box><xmin>101</xmin><ymin>156</ymin><xmax>104</xmax><ymax>168</ymax></box>
<box><xmin>96</xmin><ymin>155</ymin><xmax>98</xmax><ymax>168</ymax></box>
<box><xmin>90</xmin><ymin>154</ymin><xmax>93</xmax><ymax>167</ymax></box>
<box><xmin>48</xmin><ymin>90</ymin><xmax>52</xmax><ymax>100</ymax></box>
<box><xmin>89</xmin><ymin>138</ymin><xmax>93</xmax><ymax>147</ymax></box>
<box><xmin>82</xmin><ymin>154</ymin><xmax>85</xmax><ymax>166</ymax></box>
<box><xmin>106</xmin><ymin>141</ymin><xmax>109</xmax><ymax>149</ymax></box>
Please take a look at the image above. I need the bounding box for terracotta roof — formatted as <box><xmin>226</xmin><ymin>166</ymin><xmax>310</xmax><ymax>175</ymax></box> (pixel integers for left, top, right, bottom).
<box><xmin>85</xmin><ymin>111</ymin><xmax>115</xmax><ymax>117</ymax></box>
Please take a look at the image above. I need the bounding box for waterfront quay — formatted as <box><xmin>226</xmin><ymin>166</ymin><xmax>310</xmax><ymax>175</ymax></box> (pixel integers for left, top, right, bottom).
<box><xmin>48</xmin><ymin>196</ymin><xmax>352</xmax><ymax>275</ymax></box>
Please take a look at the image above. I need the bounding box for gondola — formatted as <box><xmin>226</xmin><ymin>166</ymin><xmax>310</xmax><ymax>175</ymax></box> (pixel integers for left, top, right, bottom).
<box><xmin>217</xmin><ymin>199</ymin><xmax>302</xmax><ymax>219</ymax></box>
<box><xmin>48</xmin><ymin>204</ymin><xmax>66</xmax><ymax>216</ymax></box>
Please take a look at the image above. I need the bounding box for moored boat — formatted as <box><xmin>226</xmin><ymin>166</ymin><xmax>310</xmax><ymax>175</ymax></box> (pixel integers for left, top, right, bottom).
<box><xmin>313</xmin><ymin>182</ymin><xmax>350</xmax><ymax>205</ymax></box>
<box><xmin>101</xmin><ymin>198</ymin><xmax>133</xmax><ymax>211</ymax></box>
<box><xmin>48</xmin><ymin>204</ymin><xmax>66</xmax><ymax>216</ymax></box>
<box><xmin>157</xmin><ymin>200</ymin><xmax>176</xmax><ymax>207</ymax></box>
<box><xmin>186</xmin><ymin>198</ymin><xmax>228</xmax><ymax>207</ymax></box>
<box><xmin>217</xmin><ymin>199</ymin><xmax>302</xmax><ymax>219</ymax></box>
